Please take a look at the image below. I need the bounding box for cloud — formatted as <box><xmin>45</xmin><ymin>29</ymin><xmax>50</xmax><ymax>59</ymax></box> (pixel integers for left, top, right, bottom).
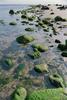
<box><xmin>0</xmin><ymin>0</ymin><xmax>67</xmax><ymax>4</ymax></box>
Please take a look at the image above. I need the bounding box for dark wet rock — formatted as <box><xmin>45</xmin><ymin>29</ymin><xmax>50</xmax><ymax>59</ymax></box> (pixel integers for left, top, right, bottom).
<box><xmin>21</xmin><ymin>21</ymin><xmax>29</xmax><ymax>24</ymax></box>
<box><xmin>9</xmin><ymin>22</ymin><xmax>17</xmax><ymax>25</ymax></box>
<box><xmin>58</xmin><ymin>44</ymin><xmax>66</xmax><ymax>51</ymax></box>
<box><xmin>0</xmin><ymin>20</ymin><xmax>5</xmax><ymax>24</ymax></box>
<box><xmin>16</xmin><ymin>35</ymin><xmax>34</xmax><ymax>44</ymax></box>
<box><xmin>25</xmin><ymin>27</ymin><xmax>34</xmax><ymax>32</ymax></box>
<box><xmin>11</xmin><ymin>87</ymin><xmax>27</xmax><ymax>100</ymax></box>
<box><xmin>29</xmin><ymin>48</ymin><xmax>41</xmax><ymax>59</ymax></box>
<box><xmin>54</xmin><ymin>16</ymin><xmax>66</xmax><ymax>22</ymax></box>
<box><xmin>34</xmin><ymin>64</ymin><xmax>48</xmax><ymax>73</ymax></box>
<box><xmin>21</xmin><ymin>14</ymin><xmax>27</xmax><ymax>19</ymax></box>
<box><xmin>50</xmin><ymin>12</ymin><xmax>54</xmax><ymax>15</ymax></box>
<box><xmin>55</xmin><ymin>39</ymin><xmax>61</xmax><ymax>43</ymax></box>
<box><xmin>32</xmin><ymin>44</ymin><xmax>48</xmax><ymax>52</ymax></box>
<box><xmin>61</xmin><ymin>51</ymin><xmax>67</xmax><ymax>57</ymax></box>
<box><xmin>42</xmin><ymin>19</ymin><xmax>50</xmax><ymax>25</ymax></box>
<box><xmin>28</xmin><ymin>16</ymin><xmax>35</xmax><ymax>21</ymax></box>
<box><xmin>41</xmin><ymin>6</ymin><xmax>49</xmax><ymax>10</ymax></box>
<box><xmin>58</xmin><ymin>26</ymin><xmax>62</xmax><ymax>28</ymax></box>
<box><xmin>57</xmin><ymin>40</ymin><xmax>67</xmax><ymax>51</ymax></box>
<box><xmin>38</xmin><ymin>21</ymin><xmax>45</xmax><ymax>28</ymax></box>
<box><xmin>57</xmin><ymin>5</ymin><xmax>67</xmax><ymax>10</ymax></box>
<box><xmin>49</xmin><ymin>73</ymin><xmax>64</xmax><ymax>87</ymax></box>
<box><xmin>52</xmin><ymin>26</ymin><xmax>57</xmax><ymax>35</ymax></box>
<box><xmin>49</xmin><ymin>34</ymin><xmax>52</xmax><ymax>37</ymax></box>
<box><xmin>43</xmin><ymin>28</ymin><xmax>49</xmax><ymax>32</ymax></box>
<box><xmin>9</xmin><ymin>10</ymin><xmax>14</xmax><ymax>15</ymax></box>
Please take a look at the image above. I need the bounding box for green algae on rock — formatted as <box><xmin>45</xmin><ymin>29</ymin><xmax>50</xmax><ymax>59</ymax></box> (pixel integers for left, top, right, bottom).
<box><xmin>9</xmin><ymin>10</ymin><xmax>14</xmax><ymax>15</ymax></box>
<box><xmin>9</xmin><ymin>22</ymin><xmax>17</xmax><ymax>25</ymax></box>
<box><xmin>4</xmin><ymin>58</ymin><xmax>14</xmax><ymax>69</ymax></box>
<box><xmin>12</xmin><ymin>87</ymin><xmax>27</xmax><ymax>100</ymax></box>
<box><xmin>16</xmin><ymin>35</ymin><xmax>34</xmax><ymax>44</ymax></box>
<box><xmin>26</xmin><ymin>88</ymin><xmax>67</xmax><ymax>100</ymax></box>
<box><xmin>49</xmin><ymin>73</ymin><xmax>64</xmax><ymax>88</ymax></box>
<box><xmin>29</xmin><ymin>49</ymin><xmax>41</xmax><ymax>59</ymax></box>
<box><xmin>54</xmin><ymin>16</ymin><xmax>66</xmax><ymax>22</ymax></box>
<box><xmin>25</xmin><ymin>28</ymin><xmax>34</xmax><ymax>32</ymax></box>
<box><xmin>32</xmin><ymin>44</ymin><xmax>48</xmax><ymax>52</ymax></box>
<box><xmin>34</xmin><ymin>64</ymin><xmax>48</xmax><ymax>73</ymax></box>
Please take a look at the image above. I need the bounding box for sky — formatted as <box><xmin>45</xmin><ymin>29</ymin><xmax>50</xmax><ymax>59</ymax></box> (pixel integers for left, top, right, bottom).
<box><xmin>0</xmin><ymin>0</ymin><xmax>67</xmax><ymax>4</ymax></box>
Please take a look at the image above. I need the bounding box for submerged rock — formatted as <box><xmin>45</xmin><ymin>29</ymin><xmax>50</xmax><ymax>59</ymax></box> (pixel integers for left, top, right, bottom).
<box><xmin>25</xmin><ymin>27</ymin><xmax>34</xmax><ymax>32</ymax></box>
<box><xmin>32</xmin><ymin>44</ymin><xmax>48</xmax><ymax>52</ymax></box>
<box><xmin>4</xmin><ymin>58</ymin><xmax>14</xmax><ymax>69</ymax></box>
<box><xmin>29</xmin><ymin>49</ymin><xmax>41</xmax><ymax>59</ymax></box>
<box><xmin>16</xmin><ymin>35</ymin><xmax>34</xmax><ymax>44</ymax></box>
<box><xmin>12</xmin><ymin>87</ymin><xmax>27</xmax><ymax>100</ymax></box>
<box><xmin>9</xmin><ymin>10</ymin><xmax>14</xmax><ymax>15</ymax></box>
<box><xmin>9</xmin><ymin>22</ymin><xmax>17</xmax><ymax>25</ymax></box>
<box><xmin>49</xmin><ymin>73</ymin><xmax>64</xmax><ymax>87</ymax></box>
<box><xmin>34</xmin><ymin>63</ymin><xmax>48</xmax><ymax>73</ymax></box>
<box><xmin>57</xmin><ymin>6</ymin><xmax>67</xmax><ymax>10</ymax></box>
<box><xmin>15</xmin><ymin>64</ymin><xmax>25</xmax><ymax>78</ymax></box>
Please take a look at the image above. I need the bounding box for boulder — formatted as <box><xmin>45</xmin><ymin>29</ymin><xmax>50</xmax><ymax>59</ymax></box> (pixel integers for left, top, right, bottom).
<box><xmin>34</xmin><ymin>63</ymin><xmax>48</xmax><ymax>73</ymax></box>
<box><xmin>49</xmin><ymin>73</ymin><xmax>64</xmax><ymax>87</ymax></box>
<box><xmin>9</xmin><ymin>10</ymin><xmax>14</xmax><ymax>15</ymax></box>
<box><xmin>12</xmin><ymin>87</ymin><xmax>27</xmax><ymax>100</ymax></box>
<box><xmin>16</xmin><ymin>35</ymin><xmax>34</xmax><ymax>44</ymax></box>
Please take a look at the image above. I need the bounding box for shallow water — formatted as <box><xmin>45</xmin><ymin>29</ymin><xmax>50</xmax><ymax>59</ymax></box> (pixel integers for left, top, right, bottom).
<box><xmin>0</xmin><ymin>4</ymin><xmax>67</xmax><ymax>99</ymax></box>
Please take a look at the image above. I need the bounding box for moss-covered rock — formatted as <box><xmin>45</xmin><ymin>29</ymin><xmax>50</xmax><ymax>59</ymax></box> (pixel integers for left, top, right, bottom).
<box><xmin>9</xmin><ymin>10</ymin><xmax>14</xmax><ymax>15</ymax></box>
<box><xmin>49</xmin><ymin>73</ymin><xmax>64</xmax><ymax>87</ymax></box>
<box><xmin>61</xmin><ymin>51</ymin><xmax>67</xmax><ymax>57</ymax></box>
<box><xmin>34</xmin><ymin>64</ymin><xmax>48</xmax><ymax>73</ymax></box>
<box><xmin>12</xmin><ymin>87</ymin><xmax>27</xmax><ymax>100</ymax></box>
<box><xmin>25</xmin><ymin>28</ymin><xmax>34</xmax><ymax>32</ymax></box>
<box><xmin>9</xmin><ymin>22</ymin><xmax>17</xmax><ymax>25</ymax></box>
<box><xmin>26</xmin><ymin>88</ymin><xmax>67</xmax><ymax>100</ymax></box>
<box><xmin>55</xmin><ymin>16</ymin><xmax>66</xmax><ymax>22</ymax></box>
<box><xmin>32</xmin><ymin>44</ymin><xmax>48</xmax><ymax>52</ymax></box>
<box><xmin>16</xmin><ymin>35</ymin><xmax>34</xmax><ymax>44</ymax></box>
<box><xmin>29</xmin><ymin>49</ymin><xmax>41</xmax><ymax>59</ymax></box>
